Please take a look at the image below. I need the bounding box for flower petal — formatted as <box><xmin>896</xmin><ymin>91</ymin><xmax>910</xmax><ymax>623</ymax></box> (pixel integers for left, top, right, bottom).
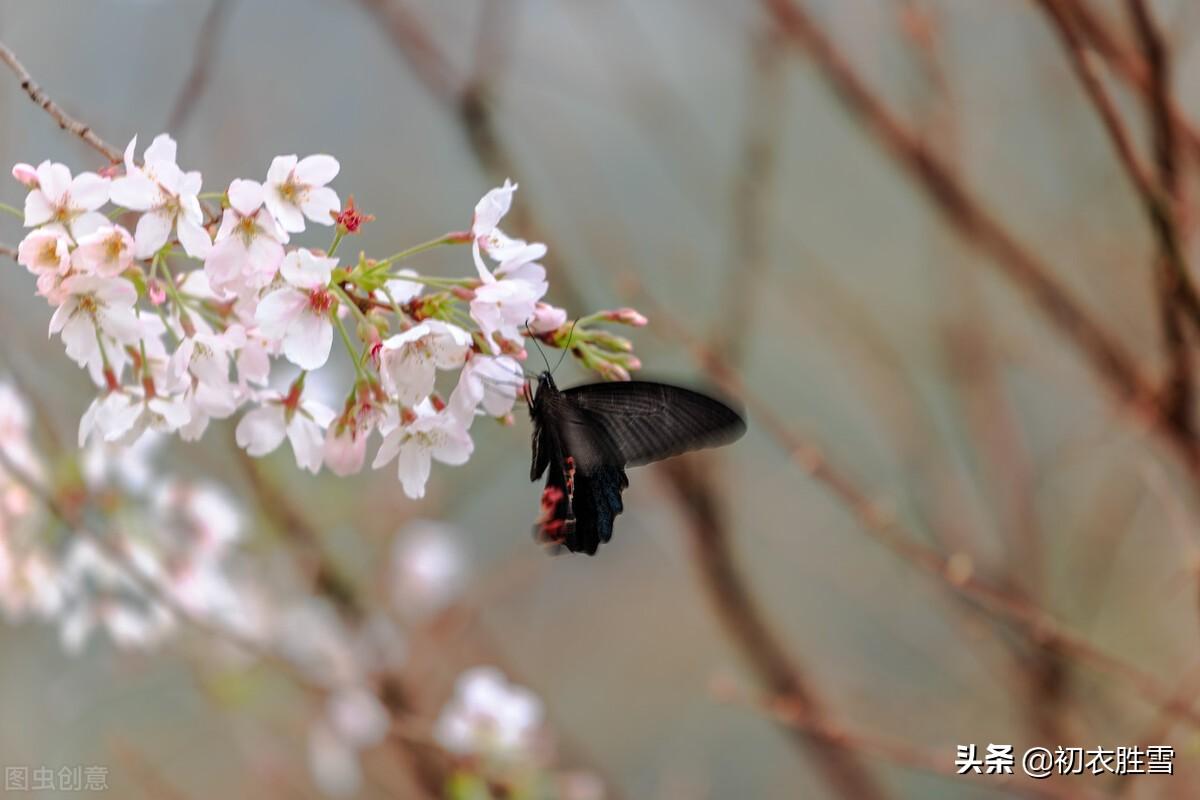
<box><xmin>235</xmin><ymin>404</ymin><xmax>287</xmax><ymax>456</ymax></box>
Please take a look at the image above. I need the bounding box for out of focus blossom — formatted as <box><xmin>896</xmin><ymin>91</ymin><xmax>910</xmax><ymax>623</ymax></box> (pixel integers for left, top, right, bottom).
<box><xmin>434</xmin><ymin>666</ymin><xmax>546</xmax><ymax>762</ymax></box>
<box><xmin>390</xmin><ymin>519</ymin><xmax>466</xmax><ymax>615</ymax></box>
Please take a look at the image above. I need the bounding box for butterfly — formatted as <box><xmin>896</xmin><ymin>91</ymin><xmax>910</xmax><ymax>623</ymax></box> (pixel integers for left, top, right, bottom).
<box><xmin>525</xmin><ymin>371</ymin><xmax>746</xmax><ymax>555</ymax></box>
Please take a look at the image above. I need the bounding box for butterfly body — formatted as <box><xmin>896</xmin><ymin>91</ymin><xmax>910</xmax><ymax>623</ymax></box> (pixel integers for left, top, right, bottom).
<box><xmin>526</xmin><ymin>371</ymin><xmax>745</xmax><ymax>555</ymax></box>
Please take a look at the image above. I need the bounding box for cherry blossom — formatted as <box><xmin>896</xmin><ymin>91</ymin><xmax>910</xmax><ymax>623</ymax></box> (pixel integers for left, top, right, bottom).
<box><xmin>166</xmin><ymin>329</ymin><xmax>242</xmax><ymax>440</ymax></box>
<box><xmin>264</xmin><ymin>154</ymin><xmax>340</xmax><ymax>233</ymax></box>
<box><xmin>21</xmin><ymin>160</ymin><xmax>109</xmax><ymax>240</ymax></box>
<box><xmin>377</xmin><ymin>320</ymin><xmax>472</xmax><ymax>405</ymax></box>
<box><xmin>390</xmin><ymin>520</ymin><xmax>466</xmax><ymax>615</ymax></box>
<box><xmin>470</xmin><ymin>278</ymin><xmax>541</xmax><ymax>351</ymax></box>
<box><xmin>256</xmin><ymin>249</ymin><xmax>338</xmax><ymax>370</ymax></box>
<box><xmin>205</xmin><ymin>178</ymin><xmax>287</xmax><ymax>295</ymax></box>
<box><xmin>372</xmin><ymin>403</ymin><xmax>473</xmax><ymax>499</ymax></box>
<box><xmin>235</xmin><ymin>386</ymin><xmax>336</xmax><ymax>474</ymax></box>
<box><xmin>48</xmin><ymin>275</ymin><xmax>140</xmax><ymax>382</ymax></box>
<box><xmin>16</xmin><ymin>228</ymin><xmax>71</xmax><ymax>280</ymax></box>
<box><xmin>434</xmin><ymin>666</ymin><xmax>545</xmax><ymax>761</ymax></box>
<box><xmin>110</xmin><ymin>134</ymin><xmax>210</xmax><ymax>258</ymax></box>
<box><xmin>470</xmin><ymin>178</ymin><xmax>517</xmax><ymax>280</ymax></box>
<box><xmin>72</xmin><ymin>224</ymin><xmax>136</xmax><ymax>278</ymax></box>
<box><xmin>451</xmin><ymin>354</ymin><xmax>522</xmax><ymax>420</ymax></box>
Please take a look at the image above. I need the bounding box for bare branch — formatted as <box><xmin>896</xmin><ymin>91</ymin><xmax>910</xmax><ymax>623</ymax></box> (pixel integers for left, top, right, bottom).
<box><xmin>165</xmin><ymin>0</ymin><xmax>234</xmax><ymax>134</ymax></box>
<box><xmin>0</xmin><ymin>42</ymin><xmax>122</xmax><ymax>163</ymax></box>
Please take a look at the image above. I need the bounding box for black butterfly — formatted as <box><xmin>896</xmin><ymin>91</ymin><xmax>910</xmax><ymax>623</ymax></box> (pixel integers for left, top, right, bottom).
<box><xmin>525</xmin><ymin>372</ymin><xmax>746</xmax><ymax>555</ymax></box>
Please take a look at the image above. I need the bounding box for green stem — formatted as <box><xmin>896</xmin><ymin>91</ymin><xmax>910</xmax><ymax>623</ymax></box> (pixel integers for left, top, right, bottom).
<box><xmin>378</xmin><ymin>232</ymin><xmax>463</xmax><ymax>267</ymax></box>
<box><xmin>0</xmin><ymin>202</ymin><xmax>22</xmax><ymax>219</ymax></box>
<box><xmin>332</xmin><ymin>310</ymin><xmax>368</xmax><ymax>380</ymax></box>
<box><xmin>330</xmin><ymin>283</ymin><xmax>373</xmax><ymax>330</ymax></box>
<box><xmin>327</xmin><ymin>228</ymin><xmax>346</xmax><ymax>258</ymax></box>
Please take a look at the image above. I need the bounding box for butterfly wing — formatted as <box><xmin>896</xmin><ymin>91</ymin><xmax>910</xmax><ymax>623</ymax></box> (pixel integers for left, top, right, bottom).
<box><xmin>530</xmin><ymin>380</ymin><xmax>744</xmax><ymax>555</ymax></box>
<box><xmin>562</xmin><ymin>381</ymin><xmax>746</xmax><ymax>466</ymax></box>
<box><xmin>531</xmin><ymin>391</ymin><xmax>628</xmax><ymax>555</ymax></box>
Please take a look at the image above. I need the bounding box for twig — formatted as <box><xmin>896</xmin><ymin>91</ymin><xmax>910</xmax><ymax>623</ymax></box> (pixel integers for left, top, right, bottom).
<box><xmin>660</xmin><ymin>456</ymin><xmax>890</xmax><ymax>800</ymax></box>
<box><xmin>165</xmin><ymin>0</ymin><xmax>234</xmax><ymax>134</ymax></box>
<box><xmin>760</xmin><ymin>0</ymin><xmax>1200</xmax><ymax>479</ymax></box>
<box><xmin>1120</xmin><ymin>0</ymin><xmax>1198</xmax><ymax>431</ymax></box>
<box><xmin>0</xmin><ymin>243</ymin><xmax>16</xmax><ymax>260</ymax></box>
<box><xmin>0</xmin><ymin>42</ymin><xmax>122</xmax><ymax>163</ymax></box>
<box><xmin>633</xmin><ymin>284</ymin><xmax>1200</xmax><ymax>732</ymax></box>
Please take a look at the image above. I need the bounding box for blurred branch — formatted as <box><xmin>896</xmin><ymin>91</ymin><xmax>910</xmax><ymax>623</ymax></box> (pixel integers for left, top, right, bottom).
<box><xmin>715</xmin><ymin>681</ymin><xmax>1099</xmax><ymax>800</ymax></box>
<box><xmin>355</xmin><ymin>0</ymin><xmax>588</xmax><ymax>313</ymax></box>
<box><xmin>1064</xmin><ymin>0</ymin><xmax>1200</xmax><ymax>163</ymax></box>
<box><xmin>660</xmin><ymin>456</ymin><xmax>891</xmax><ymax>800</ymax></box>
<box><xmin>0</xmin><ymin>42</ymin><xmax>122</xmax><ymax>163</ymax></box>
<box><xmin>714</xmin><ymin>23</ymin><xmax>786</xmax><ymax>363</ymax></box>
<box><xmin>758</xmin><ymin>0</ymin><xmax>1200</xmax><ymax>476</ymax></box>
<box><xmin>0</xmin><ymin>243</ymin><xmax>16</xmax><ymax>260</ymax></box>
<box><xmin>1034</xmin><ymin>0</ymin><xmax>1198</xmax><ymax>435</ymax></box>
<box><xmin>165</xmin><ymin>0</ymin><xmax>234</xmax><ymax>134</ymax></box>
<box><xmin>632</xmin><ymin>284</ymin><xmax>1200</xmax><ymax>731</ymax></box>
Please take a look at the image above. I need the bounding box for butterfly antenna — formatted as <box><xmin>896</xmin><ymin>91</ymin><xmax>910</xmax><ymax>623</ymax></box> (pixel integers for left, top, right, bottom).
<box><xmin>550</xmin><ymin>319</ymin><xmax>579</xmax><ymax>375</ymax></box>
<box><xmin>525</xmin><ymin>319</ymin><xmax>553</xmax><ymax>373</ymax></box>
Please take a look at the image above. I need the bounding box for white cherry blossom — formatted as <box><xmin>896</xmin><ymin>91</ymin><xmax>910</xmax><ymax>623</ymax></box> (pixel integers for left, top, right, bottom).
<box><xmin>372</xmin><ymin>403</ymin><xmax>473</xmax><ymax>499</ymax></box>
<box><xmin>48</xmin><ymin>275</ymin><xmax>140</xmax><ymax>381</ymax></box>
<box><xmin>22</xmin><ymin>160</ymin><xmax>109</xmax><ymax>240</ymax></box>
<box><xmin>256</xmin><ymin>249</ymin><xmax>338</xmax><ymax>371</ymax></box>
<box><xmin>377</xmin><ymin>320</ymin><xmax>472</xmax><ymax>405</ymax></box>
<box><xmin>235</xmin><ymin>388</ymin><xmax>336</xmax><ymax>474</ymax></box>
<box><xmin>264</xmin><ymin>154</ymin><xmax>340</xmax><ymax>233</ymax></box>
<box><xmin>110</xmin><ymin>134</ymin><xmax>210</xmax><ymax>258</ymax></box>
<box><xmin>433</xmin><ymin>666</ymin><xmax>545</xmax><ymax>761</ymax></box>
<box><xmin>470</xmin><ymin>278</ymin><xmax>540</xmax><ymax>351</ymax></box>
<box><xmin>205</xmin><ymin>178</ymin><xmax>287</xmax><ymax>295</ymax></box>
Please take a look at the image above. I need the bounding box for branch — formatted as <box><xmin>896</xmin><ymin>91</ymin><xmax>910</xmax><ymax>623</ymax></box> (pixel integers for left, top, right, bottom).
<box><xmin>661</xmin><ymin>455</ymin><xmax>891</xmax><ymax>800</ymax></box>
<box><xmin>0</xmin><ymin>42</ymin><xmax>122</xmax><ymax>163</ymax></box>
<box><xmin>634</xmin><ymin>285</ymin><xmax>1200</xmax><ymax>732</ymax></box>
<box><xmin>760</xmin><ymin>0</ymin><xmax>1200</xmax><ymax>477</ymax></box>
<box><xmin>1033</xmin><ymin>0</ymin><xmax>1199</xmax><ymax>436</ymax></box>
<box><xmin>165</xmin><ymin>0</ymin><xmax>234</xmax><ymax>134</ymax></box>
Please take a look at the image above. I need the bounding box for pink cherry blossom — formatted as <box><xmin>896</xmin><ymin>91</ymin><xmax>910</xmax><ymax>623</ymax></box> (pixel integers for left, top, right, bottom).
<box><xmin>377</xmin><ymin>320</ymin><xmax>472</xmax><ymax>405</ymax></box>
<box><xmin>110</xmin><ymin>135</ymin><xmax>211</xmax><ymax>258</ymax></box>
<box><xmin>167</xmin><ymin>330</ymin><xmax>242</xmax><ymax>440</ymax></box>
<box><xmin>529</xmin><ymin>302</ymin><xmax>567</xmax><ymax>334</ymax></box>
<box><xmin>205</xmin><ymin>179</ymin><xmax>287</xmax><ymax>295</ymax></box>
<box><xmin>16</xmin><ymin>228</ymin><xmax>71</xmax><ymax>279</ymax></box>
<box><xmin>256</xmin><ymin>249</ymin><xmax>338</xmax><ymax>370</ymax></box>
<box><xmin>264</xmin><ymin>154</ymin><xmax>340</xmax><ymax>233</ymax></box>
<box><xmin>372</xmin><ymin>403</ymin><xmax>473</xmax><ymax>499</ymax></box>
<box><xmin>235</xmin><ymin>389</ymin><xmax>335</xmax><ymax>474</ymax></box>
<box><xmin>72</xmin><ymin>225</ymin><xmax>136</xmax><ymax>278</ymax></box>
<box><xmin>22</xmin><ymin>160</ymin><xmax>109</xmax><ymax>240</ymax></box>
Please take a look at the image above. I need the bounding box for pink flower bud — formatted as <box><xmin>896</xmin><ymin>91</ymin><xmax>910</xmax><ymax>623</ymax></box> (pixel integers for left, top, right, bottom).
<box><xmin>605</xmin><ymin>307</ymin><xmax>648</xmax><ymax>327</ymax></box>
<box><xmin>10</xmin><ymin>163</ymin><xmax>37</xmax><ymax>187</ymax></box>
<box><xmin>148</xmin><ymin>279</ymin><xmax>167</xmax><ymax>306</ymax></box>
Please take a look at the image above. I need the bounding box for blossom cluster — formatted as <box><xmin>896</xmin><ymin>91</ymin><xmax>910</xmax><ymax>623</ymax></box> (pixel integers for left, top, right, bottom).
<box><xmin>11</xmin><ymin>137</ymin><xmax>645</xmax><ymax>498</ymax></box>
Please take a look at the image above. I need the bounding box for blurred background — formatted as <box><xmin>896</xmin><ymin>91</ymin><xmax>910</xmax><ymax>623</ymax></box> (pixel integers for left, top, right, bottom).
<box><xmin>3</xmin><ymin>0</ymin><xmax>1200</xmax><ymax>798</ymax></box>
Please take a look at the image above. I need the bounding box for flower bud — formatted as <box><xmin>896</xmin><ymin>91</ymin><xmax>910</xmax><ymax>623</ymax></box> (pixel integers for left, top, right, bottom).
<box><xmin>605</xmin><ymin>307</ymin><xmax>648</xmax><ymax>327</ymax></box>
<box><xmin>10</xmin><ymin>163</ymin><xmax>37</xmax><ymax>187</ymax></box>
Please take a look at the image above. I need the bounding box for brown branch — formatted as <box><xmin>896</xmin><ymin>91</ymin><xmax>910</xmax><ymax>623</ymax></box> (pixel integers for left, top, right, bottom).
<box><xmin>632</xmin><ymin>285</ymin><xmax>1200</xmax><ymax>732</ymax></box>
<box><xmin>0</xmin><ymin>243</ymin><xmax>16</xmax><ymax>260</ymax></box>
<box><xmin>1034</xmin><ymin>0</ymin><xmax>1199</xmax><ymax>440</ymax></box>
<box><xmin>1064</xmin><ymin>0</ymin><xmax>1200</xmax><ymax>163</ymax></box>
<box><xmin>715</xmin><ymin>682</ymin><xmax>1100</xmax><ymax>800</ymax></box>
<box><xmin>165</xmin><ymin>0</ymin><xmax>234</xmax><ymax>134</ymax></box>
<box><xmin>0</xmin><ymin>42</ymin><xmax>122</xmax><ymax>163</ymax></box>
<box><xmin>760</xmin><ymin>0</ymin><xmax>1200</xmax><ymax>478</ymax></box>
<box><xmin>660</xmin><ymin>456</ymin><xmax>890</xmax><ymax>800</ymax></box>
